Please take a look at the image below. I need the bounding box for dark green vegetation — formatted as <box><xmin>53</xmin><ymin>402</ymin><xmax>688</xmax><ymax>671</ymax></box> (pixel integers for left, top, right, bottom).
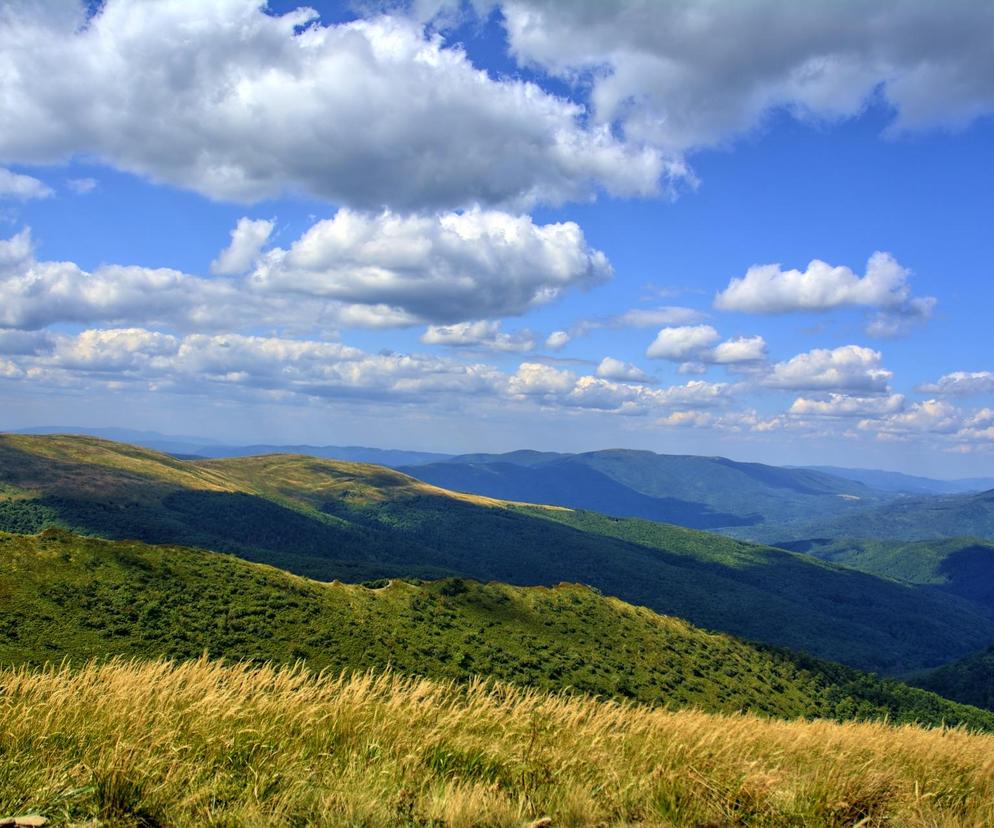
<box><xmin>767</xmin><ymin>489</ymin><xmax>994</xmax><ymax>543</ymax></box>
<box><xmin>912</xmin><ymin>646</ymin><xmax>994</xmax><ymax>713</ymax></box>
<box><xmin>2</xmin><ymin>434</ymin><xmax>993</xmax><ymax>674</ymax></box>
<box><xmin>401</xmin><ymin>448</ymin><xmax>890</xmax><ymax>532</ymax></box>
<box><xmin>777</xmin><ymin>536</ymin><xmax>994</xmax><ymax>610</ymax></box>
<box><xmin>5</xmin><ymin>529</ymin><xmax>993</xmax><ymax>730</ymax></box>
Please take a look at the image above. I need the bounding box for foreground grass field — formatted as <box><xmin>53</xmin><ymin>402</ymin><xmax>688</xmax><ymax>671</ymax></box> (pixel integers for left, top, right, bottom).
<box><xmin>2</xmin><ymin>660</ymin><xmax>993</xmax><ymax>827</ymax></box>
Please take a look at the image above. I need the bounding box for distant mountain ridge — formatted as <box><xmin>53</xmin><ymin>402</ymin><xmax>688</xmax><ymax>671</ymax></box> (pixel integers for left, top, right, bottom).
<box><xmin>800</xmin><ymin>465</ymin><xmax>994</xmax><ymax>495</ymax></box>
<box><xmin>400</xmin><ymin>448</ymin><xmax>891</xmax><ymax>534</ymax></box>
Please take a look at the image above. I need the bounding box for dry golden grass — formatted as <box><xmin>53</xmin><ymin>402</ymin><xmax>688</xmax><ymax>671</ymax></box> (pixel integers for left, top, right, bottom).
<box><xmin>2</xmin><ymin>659</ymin><xmax>994</xmax><ymax>826</ymax></box>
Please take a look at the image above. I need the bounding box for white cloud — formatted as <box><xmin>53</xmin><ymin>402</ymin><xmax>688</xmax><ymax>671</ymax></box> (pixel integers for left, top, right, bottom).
<box><xmin>646</xmin><ymin>325</ymin><xmax>720</xmax><ymax>360</ymax></box>
<box><xmin>66</xmin><ymin>177</ymin><xmax>97</xmax><ymax>195</ymax></box>
<box><xmin>420</xmin><ymin>320</ymin><xmax>535</xmax><ymax>352</ymax></box>
<box><xmin>919</xmin><ymin>371</ymin><xmax>994</xmax><ymax>396</ymax></box>
<box><xmin>211</xmin><ymin>218</ymin><xmax>274</xmax><ymax>276</ymax></box>
<box><xmin>0</xmin><ymin>229</ymin><xmax>253</xmax><ymax>331</ymax></box>
<box><xmin>646</xmin><ymin>325</ymin><xmax>767</xmax><ymax>367</ymax></box>
<box><xmin>713</xmin><ymin>252</ymin><xmax>929</xmax><ymax>319</ymax></box>
<box><xmin>765</xmin><ymin>345</ymin><xmax>892</xmax><ymax>393</ymax></box>
<box><xmin>595</xmin><ymin>357</ymin><xmax>654</xmax><ymax>383</ymax></box>
<box><xmin>251</xmin><ymin>207</ymin><xmax>611</xmax><ymax>324</ymax></box>
<box><xmin>545</xmin><ymin>330</ymin><xmax>570</xmax><ymax>350</ymax></box>
<box><xmin>789</xmin><ymin>393</ymin><xmax>905</xmax><ymax>418</ymax></box>
<box><xmin>486</xmin><ymin>0</ymin><xmax>994</xmax><ymax>153</ymax></box>
<box><xmin>608</xmin><ymin>306</ymin><xmax>707</xmax><ymax>328</ymax></box>
<box><xmin>709</xmin><ymin>335</ymin><xmax>767</xmax><ymax>365</ymax></box>
<box><xmin>0</xmin><ymin>211</ymin><xmax>607</xmax><ymax>331</ymax></box>
<box><xmin>507</xmin><ymin>362</ymin><xmax>576</xmax><ymax>396</ymax></box>
<box><xmin>0</xmin><ymin>2</ymin><xmax>671</xmax><ymax>210</ymax></box>
<box><xmin>860</xmin><ymin>399</ymin><xmax>962</xmax><ymax>436</ymax></box>
<box><xmin>0</xmin><ymin>167</ymin><xmax>51</xmax><ymax>200</ymax></box>
<box><xmin>568</xmin><ymin>305</ymin><xmax>706</xmax><ymax>340</ymax></box>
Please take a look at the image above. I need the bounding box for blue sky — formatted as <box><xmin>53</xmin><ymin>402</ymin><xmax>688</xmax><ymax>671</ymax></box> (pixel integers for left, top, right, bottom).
<box><xmin>1</xmin><ymin>0</ymin><xmax>992</xmax><ymax>476</ymax></box>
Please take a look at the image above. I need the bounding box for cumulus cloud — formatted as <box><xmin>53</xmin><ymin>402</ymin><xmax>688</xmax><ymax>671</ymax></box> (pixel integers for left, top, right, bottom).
<box><xmin>545</xmin><ymin>330</ymin><xmax>570</xmax><ymax>350</ymax></box>
<box><xmin>0</xmin><ymin>167</ymin><xmax>51</xmax><ymax>200</ymax></box>
<box><xmin>507</xmin><ymin>362</ymin><xmax>577</xmax><ymax>396</ymax></box>
<box><xmin>420</xmin><ymin>320</ymin><xmax>535</xmax><ymax>352</ymax></box>
<box><xmin>764</xmin><ymin>345</ymin><xmax>892</xmax><ymax>393</ymax></box>
<box><xmin>251</xmin><ymin>208</ymin><xmax>611</xmax><ymax>324</ymax></box>
<box><xmin>595</xmin><ymin>357</ymin><xmax>654</xmax><ymax>383</ymax></box>
<box><xmin>484</xmin><ymin>0</ymin><xmax>994</xmax><ymax>153</ymax></box>
<box><xmin>0</xmin><ymin>228</ymin><xmax>256</xmax><ymax>331</ymax></box>
<box><xmin>789</xmin><ymin>393</ymin><xmax>906</xmax><ymax>418</ymax></box>
<box><xmin>0</xmin><ymin>210</ymin><xmax>608</xmax><ymax>331</ymax></box>
<box><xmin>714</xmin><ymin>252</ymin><xmax>928</xmax><ymax>316</ymax></box>
<box><xmin>919</xmin><ymin>371</ymin><xmax>994</xmax><ymax>396</ymax></box>
<box><xmin>8</xmin><ymin>327</ymin><xmax>505</xmax><ymax>402</ymax></box>
<box><xmin>0</xmin><ymin>2</ymin><xmax>671</xmax><ymax>210</ymax></box>
<box><xmin>646</xmin><ymin>325</ymin><xmax>720</xmax><ymax>360</ymax></box>
<box><xmin>646</xmin><ymin>325</ymin><xmax>767</xmax><ymax>368</ymax></box>
<box><xmin>211</xmin><ymin>218</ymin><xmax>274</xmax><ymax>276</ymax></box>
<box><xmin>860</xmin><ymin>399</ymin><xmax>962</xmax><ymax>436</ymax></box>
<box><xmin>709</xmin><ymin>335</ymin><xmax>767</xmax><ymax>365</ymax></box>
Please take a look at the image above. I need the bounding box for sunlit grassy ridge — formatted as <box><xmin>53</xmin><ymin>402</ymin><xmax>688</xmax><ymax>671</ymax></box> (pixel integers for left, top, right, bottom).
<box><xmin>3</xmin><ymin>659</ymin><xmax>994</xmax><ymax>827</ymax></box>
<box><xmin>3</xmin><ymin>434</ymin><xmax>993</xmax><ymax>674</ymax></box>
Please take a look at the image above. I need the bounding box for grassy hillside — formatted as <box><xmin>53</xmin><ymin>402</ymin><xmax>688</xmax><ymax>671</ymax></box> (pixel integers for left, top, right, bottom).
<box><xmin>912</xmin><ymin>646</ymin><xmax>994</xmax><ymax>713</ymax></box>
<box><xmin>4</xmin><ymin>660</ymin><xmax>994</xmax><ymax>827</ymax></box>
<box><xmin>7</xmin><ymin>529</ymin><xmax>993</xmax><ymax>729</ymax></box>
<box><xmin>2</xmin><ymin>434</ymin><xmax>994</xmax><ymax>674</ymax></box>
<box><xmin>401</xmin><ymin>448</ymin><xmax>891</xmax><ymax>532</ymax></box>
<box><xmin>777</xmin><ymin>536</ymin><xmax>994</xmax><ymax>610</ymax></box>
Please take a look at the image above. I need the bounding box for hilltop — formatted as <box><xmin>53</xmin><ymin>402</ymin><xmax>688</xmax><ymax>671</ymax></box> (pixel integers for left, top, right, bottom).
<box><xmin>6</xmin><ymin>529</ymin><xmax>992</xmax><ymax>729</ymax></box>
<box><xmin>1</xmin><ymin>434</ymin><xmax>993</xmax><ymax>674</ymax></box>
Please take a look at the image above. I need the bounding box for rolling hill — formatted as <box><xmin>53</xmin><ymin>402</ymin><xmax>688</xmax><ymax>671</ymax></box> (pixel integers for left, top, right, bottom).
<box><xmin>776</xmin><ymin>536</ymin><xmax>994</xmax><ymax>611</ymax></box>
<box><xmin>2</xmin><ymin>434</ymin><xmax>994</xmax><ymax>673</ymax></box>
<box><xmin>912</xmin><ymin>646</ymin><xmax>994</xmax><ymax>713</ymax></box>
<box><xmin>770</xmin><ymin>489</ymin><xmax>994</xmax><ymax>543</ymax></box>
<box><xmin>400</xmin><ymin>448</ymin><xmax>893</xmax><ymax>532</ymax></box>
<box><xmin>4</xmin><ymin>528</ymin><xmax>993</xmax><ymax>729</ymax></box>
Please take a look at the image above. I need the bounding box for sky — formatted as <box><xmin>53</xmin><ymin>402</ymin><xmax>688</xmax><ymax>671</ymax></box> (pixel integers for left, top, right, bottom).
<box><xmin>0</xmin><ymin>0</ymin><xmax>993</xmax><ymax>476</ymax></box>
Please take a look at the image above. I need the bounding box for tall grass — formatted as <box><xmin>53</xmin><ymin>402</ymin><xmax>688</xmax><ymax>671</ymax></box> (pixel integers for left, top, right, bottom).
<box><xmin>2</xmin><ymin>659</ymin><xmax>993</xmax><ymax>826</ymax></box>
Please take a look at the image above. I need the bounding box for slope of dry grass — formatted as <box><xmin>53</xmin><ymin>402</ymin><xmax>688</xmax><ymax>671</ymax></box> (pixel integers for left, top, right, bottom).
<box><xmin>2</xmin><ymin>659</ymin><xmax>994</xmax><ymax>827</ymax></box>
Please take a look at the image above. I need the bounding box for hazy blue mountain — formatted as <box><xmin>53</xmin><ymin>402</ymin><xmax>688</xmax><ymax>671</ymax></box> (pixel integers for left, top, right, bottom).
<box><xmin>801</xmin><ymin>465</ymin><xmax>994</xmax><ymax>495</ymax></box>
<box><xmin>769</xmin><ymin>489</ymin><xmax>994</xmax><ymax>544</ymax></box>
<box><xmin>401</xmin><ymin>448</ymin><xmax>893</xmax><ymax>533</ymax></box>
